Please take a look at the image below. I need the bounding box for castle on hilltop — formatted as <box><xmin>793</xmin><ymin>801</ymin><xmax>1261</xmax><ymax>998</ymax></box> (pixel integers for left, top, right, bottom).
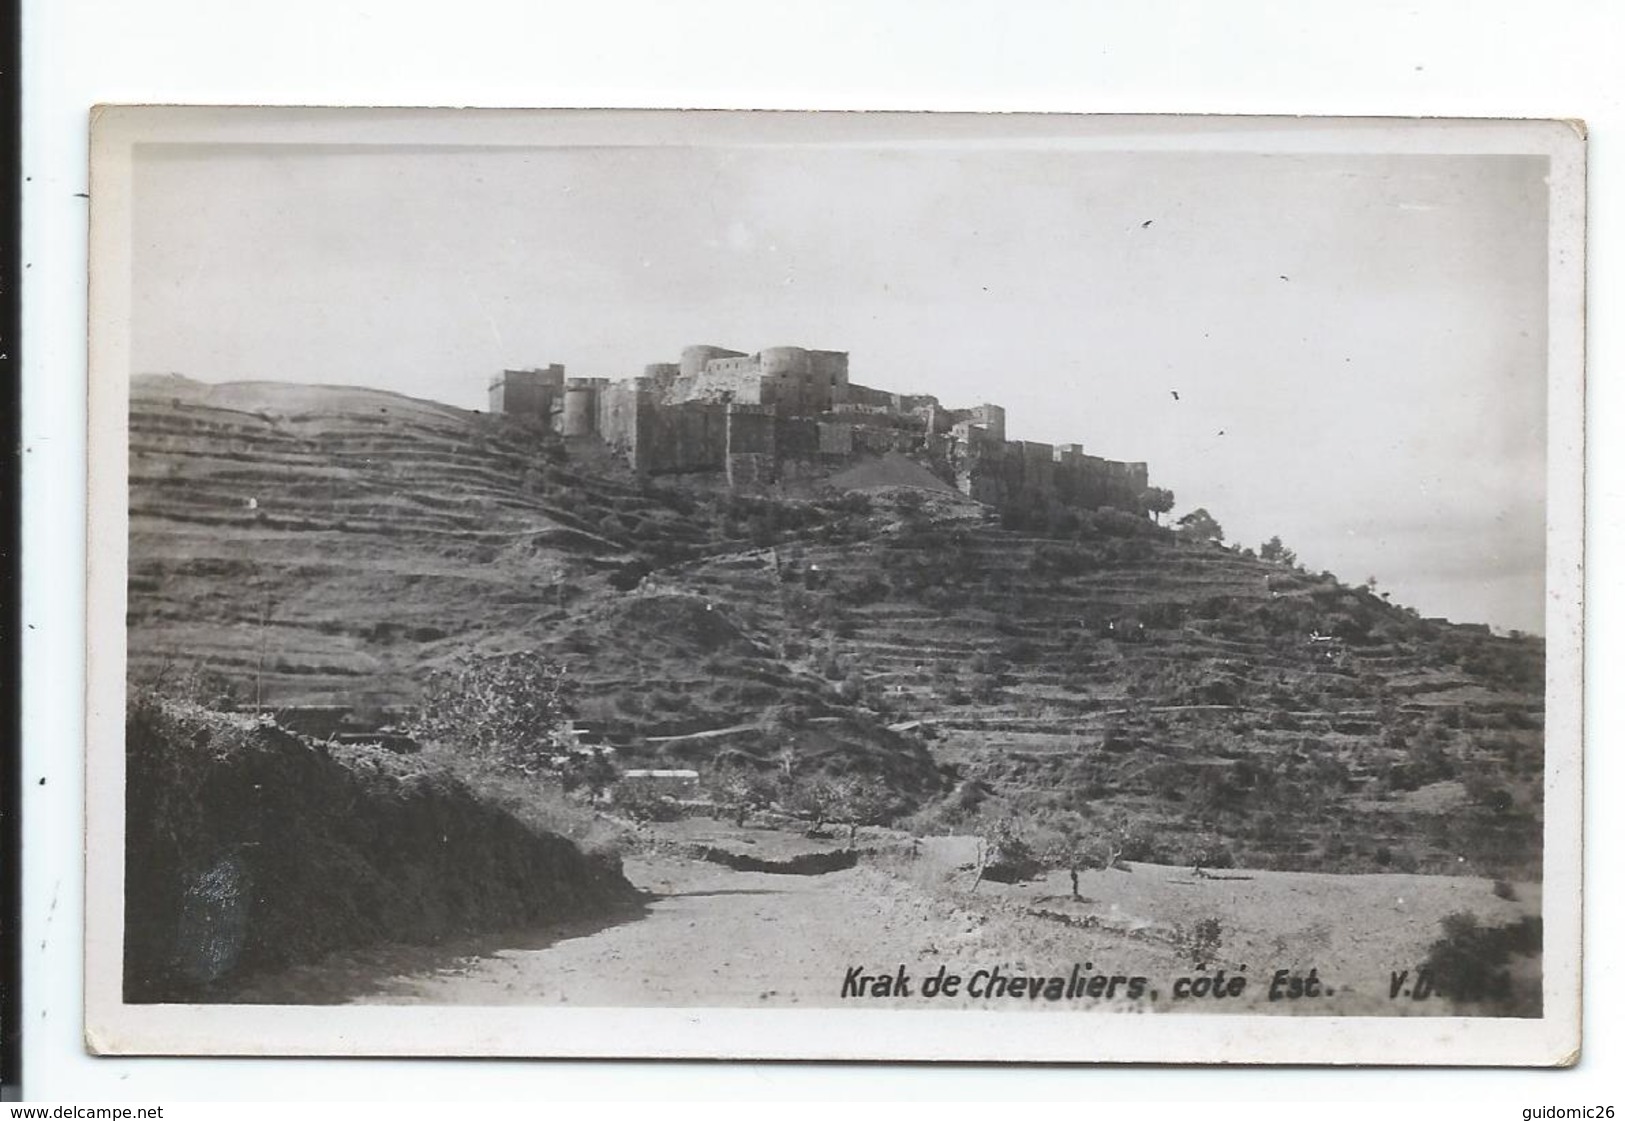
<box><xmin>487</xmin><ymin>343</ymin><xmax>1151</xmax><ymax>513</ymax></box>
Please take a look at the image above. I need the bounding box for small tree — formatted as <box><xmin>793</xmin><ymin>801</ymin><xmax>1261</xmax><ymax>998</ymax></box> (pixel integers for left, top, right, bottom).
<box><xmin>559</xmin><ymin>747</ymin><xmax>619</xmax><ymax>799</ymax></box>
<box><xmin>827</xmin><ymin>773</ymin><xmax>896</xmax><ymax>844</ymax></box>
<box><xmin>409</xmin><ymin>650</ymin><xmax>571</xmax><ymax>776</ymax></box>
<box><xmin>707</xmin><ymin>766</ymin><xmax>781</xmax><ymax>826</ymax></box>
<box><xmin>1175</xmin><ymin>507</ymin><xmax>1225</xmax><ymax>546</ymax></box>
<box><xmin>1259</xmin><ymin>535</ymin><xmax>1298</xmax><ymax>568</ymax></box>
<box><xmin>1039</xmin><ymin>814</ymin><xmax>1093</xmax><ymax>899</ymax></box>
<box><xmin>785</xmin><ymin>775</ymin><xmax>841</xmax><ymax>835</ymax></box>
<box><xmin>1140</xmin><ymin>487</ymin><xmax>1176</xmax><ymax>525</ymax></box>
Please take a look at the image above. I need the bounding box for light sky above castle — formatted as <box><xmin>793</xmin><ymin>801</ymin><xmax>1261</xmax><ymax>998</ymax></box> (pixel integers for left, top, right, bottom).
<box><xmin>130</xmin><ymin>123</ymin><xmax>1550</xmax><ymax>635</ymax></box>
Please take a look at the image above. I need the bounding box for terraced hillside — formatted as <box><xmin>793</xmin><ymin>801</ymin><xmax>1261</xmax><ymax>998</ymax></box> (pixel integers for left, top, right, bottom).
<box><xmin>129</xmin><ymin>374</ymin><xmax>822</xmax><ymax>707</ymax></box>
<box><xmin>128</xmin><ymin>376</ymin><xmax>1544</xmax><ymax>874</ymax></box>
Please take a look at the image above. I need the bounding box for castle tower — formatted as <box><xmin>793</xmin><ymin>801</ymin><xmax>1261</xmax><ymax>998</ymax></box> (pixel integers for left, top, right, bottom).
<box><xmin>973</xmin><ymin>403</ymin><xmax>1006</xmax><ymax>442</ymax></box>
<box><xmin>488</xmin><ymin>364</ymin><xmax>564</xmax><ymax>419</ymax></box>
<box><xmin>561</xmin><ymin>377</ymin><xmax>601</xmax><ymax>437</ymax></box>
<box><xmin>679</xmin><ymin>344</ymin><xmax>747</xmax><ymax>378</ymax></box>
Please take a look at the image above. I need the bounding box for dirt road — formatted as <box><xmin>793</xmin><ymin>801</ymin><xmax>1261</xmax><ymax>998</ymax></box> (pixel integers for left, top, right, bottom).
<box><xmin>355</xmin><ymin>853</ymin><xmax>994</xmax><ymax>1007</ymax></box>
<box><xmin>234</xmin><ymin>844</ymin><xmax>1533</xmax><ymax>1015</ymax></box>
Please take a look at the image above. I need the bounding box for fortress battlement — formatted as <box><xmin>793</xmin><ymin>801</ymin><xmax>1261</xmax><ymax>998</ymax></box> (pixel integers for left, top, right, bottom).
<box><xmin>485</xmin><ymin>343</ymin><xmax>1153</xmax><ymax>514</ymax></box>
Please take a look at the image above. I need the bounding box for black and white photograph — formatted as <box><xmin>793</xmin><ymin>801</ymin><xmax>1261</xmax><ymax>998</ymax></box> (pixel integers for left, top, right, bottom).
<box><xmin>82</xmin><ymin>108</ymin><xmax>1583</xmax><ymax>1064</ymax></box>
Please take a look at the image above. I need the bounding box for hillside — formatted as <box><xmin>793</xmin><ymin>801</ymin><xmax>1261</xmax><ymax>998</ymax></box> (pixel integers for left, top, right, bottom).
<box><xmin>128</xmin><ymin>376</ymin><xmax>1545</xmax><ymax>876</ymax></box>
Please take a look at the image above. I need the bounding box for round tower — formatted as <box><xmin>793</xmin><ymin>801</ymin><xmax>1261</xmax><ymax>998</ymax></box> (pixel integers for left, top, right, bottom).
<box><xmin>561</xmin><ymin>378</ymin><xmax>598</xmax><ymax>436</ymax></box>
<box><xmin>680</xmin><ymin>345</ymin><xmax>746</xmax><ymax>378</ymax></box>
<box><xmin>756</xmin><ymin>346</ymin><xmax>812</xmax><ymax>378</ymax></box>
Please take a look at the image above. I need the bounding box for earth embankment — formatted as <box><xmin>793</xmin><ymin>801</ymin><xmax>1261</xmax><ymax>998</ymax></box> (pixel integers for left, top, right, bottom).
<box><xmin>123</xmin><ymin>695</ymin><xmax>637</xmax><ymax>1002</ymax></box>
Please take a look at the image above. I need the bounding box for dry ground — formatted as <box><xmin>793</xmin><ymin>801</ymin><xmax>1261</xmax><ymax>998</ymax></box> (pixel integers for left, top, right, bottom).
<box><xmin>234</xmin><ymin>822</ymin><xmax>1539</xmax><ymax>1017</ymax></box>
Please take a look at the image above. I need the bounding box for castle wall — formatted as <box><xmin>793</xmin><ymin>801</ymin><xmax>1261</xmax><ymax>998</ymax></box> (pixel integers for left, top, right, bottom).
<box><xmin>776</xmin><ymin>415</ymin><xmax>820</xmax><ymax>461</ymax></box>
<box><xmin>492</xmin><ymin>343</ymin><xmax>1150</xmax><ymax>516</ymax></box>
<box><xmin>666</xmin><ymin>364</ymin><xmax>767</xmax><ymax>408</ymax></box>
<box><xmin>598</xmin><ymin>380</ymin><xmax>657</xmax><ymax>470</ymax></box>
<box><xmin>601</xmin><ymin>380</ymin><xmax>727</xmax><ymax>474</ymax></box>
<box><xmin>489</xmin><ymin>365</ymin><xmax>565</xmax><ymax>420</ymax></box>
<box><xmin>726</xmin><ymin>404</ymin><xmax>776</xmax><ymax>455</ymax></box>
<box><xmin>653</xmin><ymin>403</ymin><xmax>728</xmax><ymax>472</ymax></box>
<box><xmin>726</xmin><ymin>404</ymin><xmax>779</xmax><ymax>486</ymax></box>
<box><xmin>808</xmin><ymin>350</ymin><xmax>850</xmax><ymax>403</ymax></box>
<box><xmin>561</xmin><ymin>377</ymin><xmax>608</xmax><ymax>437</ymax></box>
<box><xmin>969</xmin><ymin>403</ymin><xmax>1006</xmax><ymax>441</ymax></box>
<box><xmin>1019</xmin><ymin>440</ymin><xmax>1056</xmax><ymax>496</ymax></box>
<box><xmin>818</xmin><ymin>421</ymin><xmax>853</xmax><ymax>456</ymax></box>
<box><xmin>679</xmin><ymin>345</ymin><xmax>746</xmax><ymax>378</ymax></box>
<box><xmin>894</xmin><ymin>393</ymin><xmax>940</xmax><ymax>415</ymax></box>
<box><xmin>842</xmin><ymin>382</ymin><xmax>895</xmax><ymax>410</ymax></box>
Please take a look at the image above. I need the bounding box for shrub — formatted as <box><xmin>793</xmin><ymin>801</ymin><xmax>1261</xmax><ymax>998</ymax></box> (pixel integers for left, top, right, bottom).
<box><xmin>557</xmin><ymin>747</ymin><xmax>620</xmax><ymax>799</ymax></box>
<box><xmin>1096</xmin><ymin>507</ymin><xmax>1158</xmax><ymax>539</ymax></box>
<box><xmin>1179</xmin><ymin>917</ymin><xmax>1224</xmax><ymax>967</ymax></box>
<box><xmin>608</xmin><ymin>560</ymin><xmax>651</xmax><ymax>591</ymax></box>
<box><xmin>783</xmin><ymin>773</ymin><xmax>897</xmax><ymax>837</ymax></box>
<box><xmin>141</xmin><ymin>660</ymin><xmax>242</xmax><ymax>710</ymax></box>
<box><xmin>706</xmin><ymin>766</ymin><xmax>782</xmax><ymax>826</ymax></box>
<box><xmin>1115</xmin><ymin>826</ymin><xmax>1158</xmax><ymax>863</ymax></box>
<box><xmin>1420</xmin><ymin>912</ymin><xmax>1541</xmax><ymax>1015</ymax></box>
<box><xmin>1031</xmin><ymin>543</ymin><xmax>1102</xmax><ymax>578</ymax></box>
<box><xmin>608</xmin><ymin>781</ymin><xmax>684</xmax><ymax>823</ymax></box>
<box><xmin>1190</xmin><ymin>838</ymin><xmax>1236</xmax><ymax>870</ymax></box>
<box><xmin>1464</xmin><ymin>772</ymin><xmax>1515</xmax><ymax>814</ymax></box>
<box><xmin>408</xmin><ymin>650</ymin><xmax>572</xmax><ymax>777</ymax></box>
<box><xmin>1174</xmin><ymin>508</ymin><xmax>1225</xmax><ymax>546</ymax></box>
<box><xmin>1102</xmin><ymin>538</ymin><xmax>1155</xmax><ymax>565</ymax></box>
<box><xmin>980</xmin><ymin>818</ymin><xmax>1043</xmax><ymax>883</ymax></box>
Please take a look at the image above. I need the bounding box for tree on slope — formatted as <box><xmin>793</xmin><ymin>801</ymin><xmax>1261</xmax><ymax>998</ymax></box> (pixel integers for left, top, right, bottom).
<box><xmin>410</xmin><ymin>650</ymin><xmax>571</xmax><ymax>776</ymax></box>
<box><xmin>1141</xmin><ymin>487</ymin><xmax>1176</xmax><ymax>525</ymax></box>
<box><xmin>1175</xmin><ymin>507</ymin><xmax>1225</xmax><ymax>546</ymax></box>
<box><xmin>1259</xmin><ymin>535</ymin><xmax>1298</xmax><ymax>567</ymax></box>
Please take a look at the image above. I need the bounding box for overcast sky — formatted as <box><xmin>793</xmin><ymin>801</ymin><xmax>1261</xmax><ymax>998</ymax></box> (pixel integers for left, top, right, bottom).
<box><xmin>131</xmin><ymin>133</ymin><xmax>1550</xmax><ymax>634</ymax></box>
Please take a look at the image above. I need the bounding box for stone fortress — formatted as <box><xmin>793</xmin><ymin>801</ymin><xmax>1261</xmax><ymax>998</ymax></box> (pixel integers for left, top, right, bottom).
<box><xmin>488</xmin><ymin>343</ymin><xmax>1152</xmax><ymax>514</ymax></box>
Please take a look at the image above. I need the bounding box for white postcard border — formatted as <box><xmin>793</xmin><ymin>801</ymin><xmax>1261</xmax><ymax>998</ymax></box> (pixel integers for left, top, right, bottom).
<box><xmin>84</xmin><ymin>108</ymin><xmax>1585</xmax><ymax>1065</ymax></box>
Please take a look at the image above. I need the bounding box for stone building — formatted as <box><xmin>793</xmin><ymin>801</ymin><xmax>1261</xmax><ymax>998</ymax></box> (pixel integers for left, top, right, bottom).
<box><xmin>486</xmin><ymin>342</ymin><xmax>1154</xmax><ymax>516</ymax></box>
<box><xmin>487</xmin><ymin>364</ymin><xmax>565</xmax><ymax>421</ymax></box>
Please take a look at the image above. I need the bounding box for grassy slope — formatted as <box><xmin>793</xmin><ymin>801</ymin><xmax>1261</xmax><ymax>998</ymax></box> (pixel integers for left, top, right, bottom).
<box><xmin>128</xmin><ymin>377</ymin><xmax>1544</xmax><ymax>873</ymax></box>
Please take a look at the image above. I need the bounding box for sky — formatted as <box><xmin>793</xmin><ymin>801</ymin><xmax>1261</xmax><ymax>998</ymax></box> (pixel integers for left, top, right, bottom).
<box><xmin>130</xmin><ymin>131</ymin><xmax>1551</xmax><ymax>634</ymax></box>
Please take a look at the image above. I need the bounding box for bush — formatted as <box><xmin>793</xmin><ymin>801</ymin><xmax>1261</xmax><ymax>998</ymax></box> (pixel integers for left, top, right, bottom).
<box><xmin>142</xmin><ymin>660</ymin><xmax>243</xmax><ymax>710</ymax></box>
<box><xmin>706</xmin><ymin>766</ymin><xmax>782</xmax><ymax>826</ymax></box>
<box><xmin>784</xmin><ymin>773</ymin><xmax>897</xmax><ymax>837</ymax></box>
<box><xmin>1031</xmin><ymin>543</ymin><xmax>1101</xmax><ymax>578</ymax></box>
<box><xmin>608</xmin><ymin>560</ymin><xmax>651</xmax><ymax>591</ymax></box>
<box><xmin>608</xmin><ymin>781</ymin><xmax>685</xmax><ymax>823</ymax></box>
<box><xmin>1420</xmin><ymin>912</ymin><xmax>1541</xmax><ymax>1015</ymax></box>
<box><xmin>1190</xmin><ymin>837</ymin><xmax>1236</xmax><ymax>870</ymax></box>
<box><xmin>1096</xmin><ymin>507</ymin><xmax>1159</xmax><ymax>539</ymax></box>
<box><xmin>1102</xmin><ymin>537</ymin><xmax>1155</xmax><ymax>565</ymax></box>
<box><xmin>1179</xmin><ymin>917</ymin><xmax>1224</xmax><ymax>966</ymax></box>
<box><xmin>980</xmin><ymin>818</ymin><xmax>1043</xmax><ymax>883</ymax></box>
<box><xmin>409</xmin><ymin>650</ymin><xmax>573</xmax><ymax>777</ymax></box>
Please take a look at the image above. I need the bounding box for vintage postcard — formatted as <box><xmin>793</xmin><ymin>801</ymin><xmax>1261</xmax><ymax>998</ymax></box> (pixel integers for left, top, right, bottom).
<box><xmin>84</xmin><ymin>108</ymin><xmax>1583</xmax><ymax>1064</ymax></box>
